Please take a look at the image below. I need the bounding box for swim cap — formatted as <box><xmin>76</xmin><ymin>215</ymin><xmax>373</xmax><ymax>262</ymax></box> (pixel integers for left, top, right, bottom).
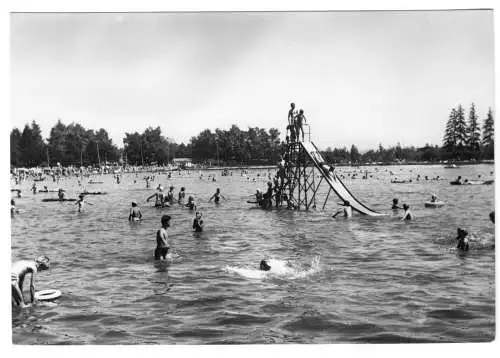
<box><xmin>132</xmin><ymin>201</ymin><xmax>137</xmax><ymax>206</ymax></box>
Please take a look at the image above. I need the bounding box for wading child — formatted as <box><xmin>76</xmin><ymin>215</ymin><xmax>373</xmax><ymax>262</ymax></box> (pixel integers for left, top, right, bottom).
<box><xmin>155</xmin><ymin>215</ymin><xmax>171</xmax><ymax>260</ymax></box>
<box><xmin>12</xmin><ymin>256</ymin><xmax>50</xmax><ymax>308</ymax></box>
<box><xmin>193</xmin><ymin>211</ymin><xmax>204</xmax><ymax>232</ymax></box>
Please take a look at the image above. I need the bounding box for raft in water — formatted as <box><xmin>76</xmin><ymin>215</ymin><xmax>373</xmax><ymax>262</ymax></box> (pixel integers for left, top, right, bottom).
<box><xmin>41</xmin><ymin>198</ymin><xmax>77</xmax><ymax>202</ymax></box>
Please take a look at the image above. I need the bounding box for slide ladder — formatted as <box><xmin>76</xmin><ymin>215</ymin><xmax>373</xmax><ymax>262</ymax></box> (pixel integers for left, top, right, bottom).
<box><xmin>300</xmin><ymin>141</ymin><xmax>384</xmax><ymax>216</ymax></box>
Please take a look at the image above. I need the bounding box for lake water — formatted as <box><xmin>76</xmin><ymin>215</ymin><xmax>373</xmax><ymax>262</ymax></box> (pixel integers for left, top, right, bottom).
<box><xmin>11</xmin><ymin>164</ymin><xmax>495</xmax><ymax>344</ymax></box>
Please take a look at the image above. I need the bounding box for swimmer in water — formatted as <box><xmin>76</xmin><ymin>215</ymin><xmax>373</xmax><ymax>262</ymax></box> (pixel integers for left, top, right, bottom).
<box><xmin>401</xmin><ymin>204</ymin><xmax>413</xmax><ymax>221</ymax></box>
<box><xmin>332</xmin><ymin>200</ymin><xmax>352</xmax><ymax>218</ymax></box>
<box><xmin>165</xmin><ymin>186</ymin><xmax>175</xmax><ymax>205</ymax></box>
<box><xmin>259</xmin><ymin>260</ymin><xmax>271</xmax><ymax>271</ymax></box>
<box><xmin>75</xmin><ymin>194</ymin><xmax>94</xmax><ymax>212</ymax></box>
<box><xmin>392</xmin><ymin>198</ymin><xmax>402</xmax><ymax>210</ymax></box>
<box><xmin>178</xmin><ymin>187</ymin><xmax>186</xmax><ymax>203</ymax></box>
<box><xmin>489</xmin><ymin>211</ymin><xmax>495</xmax><ymax>223</ymax></box>
<box><xmin>11</xmin><ymin>199</ymin><xmax>20</xmax><ymax>216</ymax></box>
<box><xmin>155</xmin><ymin>215</ymin><xmax>171</xmax><ymax>260</ymax></box>
<box><xmin>147</xmin><ymin>187</ymin><xmax>165</xmax><ymax>207</ymax></box>
<box><xmin>186</xmin><ymin>196</ymin><xmax>197</xmax><ymax>211</ymax></box>
<box><xmin>192</xmin><ymin>211</ymin><xmax>204</xmax><ymax>232</ymax></box>
<box><xmin>58</xmin><ymin>188</ymin><xmax>65</xmax><ymax>200</ymax></box>
<box><xmin>128</xmin><ymin>201</ymin><xmax>142</xmax><ymax>221</ymax></box>
<box><xmin>32</xmin><ymin>183</ymin><xmax>37</xmax><ymax>194</ymax></box>
<box><xmin>209</xmin><ymin>188</ymin><xmax>225</xmax><ymax>204</ymax></box>
<box><xmin>11</xmin><ymin>256</ymin><xmax>50</xmax><ymax>308</ymax></box>
<box><xmin>430</xmin><ymin>194</ymin><xmax>438</xmax><ymax>203</ymax></box>
<box><xmin>16</xmin><ymin>189</ymin><xmax>22</xmax><ymax>198</ymax></box>
<box><xmin>456</xmin><ymin>228</ymin><xmax>469</xmax><ymax>251</ymax></box>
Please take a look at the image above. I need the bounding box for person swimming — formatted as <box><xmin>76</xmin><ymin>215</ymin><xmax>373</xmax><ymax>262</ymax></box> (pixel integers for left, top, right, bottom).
<box><xmin>456</xmin><ymin>228</ymin><xmax>469</xmax><ymax>251</ymax></box>
<box><xmin>209</xmin><ymin>188</ymin><xmax>225</xmax><ymax>204</ymax></box>
<box><xmin>147</xmin><ymin>187</ymin><xmax>165</xmax><ymax>207</ymax></box>
<box><xmin>332</xmin><ymin>200</ymin><xmax>352</xmax><ymax>218</ymax></box>
<box><xmin>75</xmin><ymin>194</ymin><xmax>93</xmax><ymax>212</ymax></box>
<box><xmin>178</xmin><ymin>187</ymin><xmax>186</xmax><ymax>203</ymax></box>
<box><xmin>165</xmin><ymin>186</ymin><xmax>175</xmax><ymax>205</ymax></box>
<box><xmin>430</xmin><ymin>194</ymin><xmax>438</xmax><ymax>203</ymax></box>
<box><xmin>58</xmin><ymin>188</ymin><xmax>65</xmax><ymax>200</ymax></box>
<box><xmin>392</xmin><ymin>198</ymin><xmax>402</xmax><ymax>210</ymax></box>
<box><xmin>11</xmin><ymin>199</ymin><xmax>20</xmax><ymax>216</ymax></box>
<box><xmin>128</xmin><ymin>201</ymin><xmax>143</xmax><ymax>221</ymax></box>
<box><xmin>192</xmin><ymin>211</ymin><xmax>204</xmax><ymax>232</ymax></box>
<box><xmin>401</xmin><ymin>204</ymin><xmax>413</xmax><ymax>221</ymax></box>
<box><xmin>259</xmin><ymin>260</ymin><xmax>271</xmax><ymax>271</ymax></box>
<box><xmin>186</xmin><ymin>196</ymin><xmax>197</xmax><ymax>210</ymax></box>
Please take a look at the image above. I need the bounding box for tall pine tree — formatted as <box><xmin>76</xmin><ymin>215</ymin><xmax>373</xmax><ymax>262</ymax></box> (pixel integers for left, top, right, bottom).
<box><xmin>467</xmin><ymin>103</ymin><xmax>481</xmax><ymax>159</ymax></box>
<box><xmin>482</xmin><ymin>107</ymin><xmax>494</xmax><ymax>159</ymax></box>
<box><xmin>443</xmin><ymin>107</ymin><xmax>457</xmax><ymax>155</ymax></box>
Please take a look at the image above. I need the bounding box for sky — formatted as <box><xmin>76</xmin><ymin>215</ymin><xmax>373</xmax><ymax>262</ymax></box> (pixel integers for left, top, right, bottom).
<box><xmin>10</xmin><ymin>10</ymin><xmax>495</xmax><ymax>150</ymax></box>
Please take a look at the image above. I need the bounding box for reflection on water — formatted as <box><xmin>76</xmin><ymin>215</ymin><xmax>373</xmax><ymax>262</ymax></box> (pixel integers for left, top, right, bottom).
<box><xmin>11</xmin><ymin>165</ymin><xmax>495</xmax><ymax>344</ymax></box>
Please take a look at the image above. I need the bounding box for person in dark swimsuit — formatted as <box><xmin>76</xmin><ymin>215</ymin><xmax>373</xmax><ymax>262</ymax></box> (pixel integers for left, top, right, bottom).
<box><xmin>295</xmin><ymin>109</ymin><xmax>307</xmax><ymax>142</ymax></box>
<box><xmin>192</xmin><ymin>211</ymin><xmax>204</xmax><ymax>232</ymax></box>
<box><xmin>186</xmin><ymin>196</ymin><xmax>197</xmax><ymax>211</ymax></box>
<box><xmin>155</xmin><ymin>215</ymin><xmax>171</xmax><ymax>260</ymax></box>
<box><xmin>456</xmin><ymin>228</ymin><xmax>469</xmax><ymax>251</ymax></box>
<box><xmin>178</xmin><ymin>187</ymin><xmax>186</xmax><ymax>203</ymax></box>
<box><xmin>209</xmin><ymin>188</ymin><xmax>225</xmax><ymax>204</ymax></box>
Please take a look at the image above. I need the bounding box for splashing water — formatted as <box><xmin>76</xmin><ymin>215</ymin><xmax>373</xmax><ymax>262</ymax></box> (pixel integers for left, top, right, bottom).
<box><xmin>225</xmin><ymin>256</ymin><xmax>321</xmax><ymax>280</ymax></box>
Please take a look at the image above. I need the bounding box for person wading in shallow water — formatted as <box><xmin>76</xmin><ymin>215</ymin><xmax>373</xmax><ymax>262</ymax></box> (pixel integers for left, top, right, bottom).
<box><xmin>192</xmin><ymin>211</ymin><xmax>204</xmax><ymax>233</ymax></box>
<box><xmin>155</xmin><ymin>215</ymin><xmax>171</xmax><ymax>260</ymax></box>
<box><xmin>11</xmin><ymin>256</ymin><xmax>50</xmax><ymax>308</ymax></box>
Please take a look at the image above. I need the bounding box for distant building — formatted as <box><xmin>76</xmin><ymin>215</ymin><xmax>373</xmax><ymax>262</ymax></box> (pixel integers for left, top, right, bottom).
<box><xmin>173</xmin><ymin>158</ymin><xmax>193</xmax><ymax>168</ymax></box>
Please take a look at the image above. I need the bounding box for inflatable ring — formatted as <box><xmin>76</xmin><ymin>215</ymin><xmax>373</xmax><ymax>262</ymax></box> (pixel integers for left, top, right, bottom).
<box><xmin>34</xmin><ymin>289</ymin><xmax>62</xmax><ymax>301</ymax></box>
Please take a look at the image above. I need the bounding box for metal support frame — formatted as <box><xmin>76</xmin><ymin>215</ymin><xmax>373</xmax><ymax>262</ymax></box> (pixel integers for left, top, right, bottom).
<box><xmin>282</xmin><ymin>140</ymin><xmax>330</xmax><ymax>210</ymax></box>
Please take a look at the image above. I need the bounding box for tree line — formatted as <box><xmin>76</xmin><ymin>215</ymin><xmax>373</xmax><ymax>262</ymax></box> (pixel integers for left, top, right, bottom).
<box><xmin>10</xmin><ymin>104</ymin><xmax>494</xmax><ymax>167</ymax></box>
<box><xmin>10</xmin><ymin>120</ymin><xmax>283</xmax><ymax>167</ymax></box>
